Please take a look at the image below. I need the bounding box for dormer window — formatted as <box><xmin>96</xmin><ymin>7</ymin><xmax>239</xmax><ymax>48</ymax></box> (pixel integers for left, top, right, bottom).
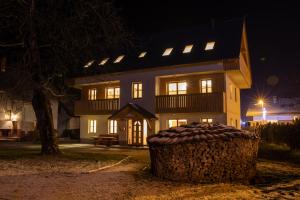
<box><xmin>84</xmin><ymin>60</ymin><xmax>94</xmax><ymax>68</ymax></box>
<box><xmin>183</xmin><ymin>45</ymin><xmax>193</xmax><ymax>53</ymax></box>
<box><xmin>114</xmin><ymin>55</ymin><xmax>124</xmax><ymax>63</ymax></box>
<box><xmin>162</xmin><ymin>48</ymin><xmax>173</xmax><ymax>56</ymax></box>
<box><xmin>205</xmin><ymin>41</ymin><xmax>215</xmax><ymax>51</ymax></box>
<box><xmin>99</xmin><ymin>58</ymin><xmax>109</xmax><ymax>65</ymax></box>
<box><xmin>139</xmin><ymin>52</ymin><xmax>147</xmax><ymax>58</ymax></box>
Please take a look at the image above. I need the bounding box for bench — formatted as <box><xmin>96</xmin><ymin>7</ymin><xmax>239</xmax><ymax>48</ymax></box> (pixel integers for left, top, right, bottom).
<box><xmin>92</xmin><ymin>134</ymin><xmax>119</xmax><ymax>147</ymax></box>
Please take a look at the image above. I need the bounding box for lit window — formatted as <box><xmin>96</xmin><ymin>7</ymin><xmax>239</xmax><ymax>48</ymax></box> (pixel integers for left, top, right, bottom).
<box><xmin>84</xmin><ymin>60</ymin><xmax>94</xmax><ymax>68</ymax></box>
<box><xmin>205</xmin><ymin>41</ymin><xmax>215</xmax><ymax>50</ymax></box>
<box><xmin>201</xmin><ymin>79</ymin><xmax>212</xmax><ymax>93</ymax></box>
<box><xmin>99</xmin><ymin>58</ymin><xmax>109</xmax><ymax>65</ymax></box>
<box><xmin>202</xmin><ymin>118</ymin><xmax>213</xmax><ymax>123</ymax></box>
<box><xmin>114</xmin><ymin>55</ymin><xmax>124</xmax><ymax>63</ymax></box>
<box><xmin>168</xmin><ymin>119</ymin><xmax>187</xmax><ymax>128</ymax></box>
<box><xmin>139</xmin><ymin>52</ymin><xmax>147</xmax><ymax>58</ymax></box>
<box><xmin>168</xmin><ymin>82</ymin><xmax>187</xmax><ymax>95</ymax></box>
<box><xmin>88</xmin><ymin>120</ymin><xmax>97</xmax><ymax>133</ymax></box>
<box><xmin>183</xmin><ymin>45</ymin><xmax>193</xmax><ymax>53</ymax></box>
<box><xmin>162</xmin><ymin>48</ymin><xmax>173</xmax><ymax>56</ymax></box>
<box><xmin>88</xmin><ymin>89</ymin><xmax>97</xmax><ymax>100</ymax></box>
<box><xmin>109</xmin><ymin>120</ymin><xmax>118</xmax><ymax>134</ymax></box>
<box><xmin>132</xmin><ymin>82</ymin><xmax>142</xmax><ymax>99</ymax></box>
<box><xmin>105</xmin><ymin>87</ymin><xmax>120</xmax><ymax>99</ymax></box>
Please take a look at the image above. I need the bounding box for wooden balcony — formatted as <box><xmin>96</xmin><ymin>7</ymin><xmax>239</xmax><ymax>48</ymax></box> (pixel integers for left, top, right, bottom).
<box><xmin>155</xmin><ymin>92</ymin><xmax>225</xmax><ymax>113</ymax></box>
<box><xmin>74</xmin><ymin>99</ymin><xmax>119</xmax><ymax>115</ymax></box>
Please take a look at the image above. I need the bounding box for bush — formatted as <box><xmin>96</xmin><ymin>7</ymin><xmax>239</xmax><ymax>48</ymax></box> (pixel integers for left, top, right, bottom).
<box><xmin>257</xmin><ymin>119</ymin><xmax>300</xmax><ymax>150</ymax></box>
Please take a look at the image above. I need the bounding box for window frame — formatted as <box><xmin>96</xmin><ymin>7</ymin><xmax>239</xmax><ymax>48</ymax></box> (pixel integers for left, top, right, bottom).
<box><xmin>108</xmin><ymin>120</ymin><xmax>118</xmax><ymax>134</ymax></box>
<box><xmin>88</xmin><ymin>119</ymin><xmax>97</xmax><ymax>134</ymax></box>
<box><xmin>132</xmin><ymin>82</ymin><xmax>143</xmax><ymax>99</ymax></box>
<box><xmin>167</xmin><ymin>81</ymin><xmax>187</xmax><ymax>95</ymax></box>
<box><xmin>200</xmin><ymin>79</ymin><xmax>212</xmax><ymax>93</ymax></box>
<box><xmin>105</xmin><ymin>87</ymin><xmax>120</xmax><ymax>99</ymax></box>
<box><xmin>168</xmin><ymin>119</ymin><xmax>187</xmax><ymax>128</ymax></box>
<box><xmin>201</xmin><ymin>118</ymin><xmax>213</xmax><ymax>123</ymax></box>
<box><xmin>88</xmin><ymin>88</ymin><xmax>97</xmax><ymax>100</ymax></box>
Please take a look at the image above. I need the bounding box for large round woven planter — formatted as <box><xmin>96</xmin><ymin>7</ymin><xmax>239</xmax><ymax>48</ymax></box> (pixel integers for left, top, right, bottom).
<box><xmin>147</xmin><ymin>123</ymin><xmax>259</xmax><ymax>183</ymax></box>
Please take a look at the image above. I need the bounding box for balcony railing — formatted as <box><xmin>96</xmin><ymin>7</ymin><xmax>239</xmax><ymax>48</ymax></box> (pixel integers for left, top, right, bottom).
<box><xmin>155</xmin><ymin>92</ymin><xmax>225</xmax><ymax>113</ymax></box>
<box><xmin>75</xmin><ymin>99</ymin><xmax>119</xmax><ymax>115</ymax></box>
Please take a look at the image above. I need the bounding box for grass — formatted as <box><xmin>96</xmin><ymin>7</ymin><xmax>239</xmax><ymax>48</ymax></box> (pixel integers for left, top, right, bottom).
<box><xmin>0</xmin><ymin>143</ymin><xmax>128</xmax><ymax>162</ymax></box>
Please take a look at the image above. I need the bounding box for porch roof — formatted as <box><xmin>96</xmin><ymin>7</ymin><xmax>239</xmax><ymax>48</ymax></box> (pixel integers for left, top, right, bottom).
<box><xmin>109</xmin><ymin>103</ymin><xmax>157</xmax><ymax>120</ymax></box>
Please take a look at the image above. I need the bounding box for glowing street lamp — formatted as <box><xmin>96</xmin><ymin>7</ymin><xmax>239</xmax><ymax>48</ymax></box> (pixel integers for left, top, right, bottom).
<box><xmin>257</xmin><ymin>99</ymin><xmax>266</xmax><ymax>122</ymax></box>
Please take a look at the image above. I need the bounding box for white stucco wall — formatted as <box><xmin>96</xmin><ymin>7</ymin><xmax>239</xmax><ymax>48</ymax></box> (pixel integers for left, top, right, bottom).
<box><xmin>225</xmin><ymin>73</ymin><xmax>241</xmax><ymax>128</ymax></box>
<box><xmin>157</xmin><ymin>113</ymin><xmax>227</xmax><ymax>130</ymax></box>
<box><xmin>80</xmin><ymin>115</ymin><xmax>110</xmax><ymax>139</ymax></box>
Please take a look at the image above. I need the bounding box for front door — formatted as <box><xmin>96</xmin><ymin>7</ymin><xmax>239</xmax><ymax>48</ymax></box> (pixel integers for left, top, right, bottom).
<box><xmin>127</xmin><ymin>119</ymin><xmax>143</xmax><ymax>146</ymax></box>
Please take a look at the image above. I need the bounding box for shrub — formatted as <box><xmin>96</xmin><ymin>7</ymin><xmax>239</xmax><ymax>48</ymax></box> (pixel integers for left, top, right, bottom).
<box><xmin>257</xmin><ymin>119</ymin><xmax>300</xmax><ymax>150</ymax></box>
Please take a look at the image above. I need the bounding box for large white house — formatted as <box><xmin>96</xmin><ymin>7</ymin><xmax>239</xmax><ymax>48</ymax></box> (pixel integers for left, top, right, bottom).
<box><xmin>70</xmin><ymin>19</ymin><xmax>252</xmax><ymax>145</ymax></box>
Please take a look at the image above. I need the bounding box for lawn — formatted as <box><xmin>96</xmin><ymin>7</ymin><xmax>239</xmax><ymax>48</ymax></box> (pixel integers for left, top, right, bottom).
<box><xmin>0</xmin><ymin>142</ymin><xmax>300</xmax><ymax>199</ymax></box>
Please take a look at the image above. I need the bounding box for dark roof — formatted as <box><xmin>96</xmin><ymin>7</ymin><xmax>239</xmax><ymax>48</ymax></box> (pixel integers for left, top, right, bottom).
<box><xmin>82</xmin><ymin>19</ymin><xmax>244</xmax><ymax>76</ymax></box>
<box><xmin>109</xmin><ymin>103</ymin><xmax>157</xmax><ymax>120</ymax></box>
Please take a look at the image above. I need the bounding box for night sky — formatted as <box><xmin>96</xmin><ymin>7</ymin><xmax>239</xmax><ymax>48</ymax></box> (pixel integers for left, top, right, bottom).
<box><xmin>115</xmin><ymin>0</ymin><xmax>300</xmax><ymax>118</ymax></box>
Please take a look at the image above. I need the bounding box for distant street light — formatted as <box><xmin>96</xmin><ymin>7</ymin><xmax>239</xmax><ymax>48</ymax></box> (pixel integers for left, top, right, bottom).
<box><xmin>257</xmin><ymin>99</ymin><xmax>266</xmax><ymax>122</ymax></box>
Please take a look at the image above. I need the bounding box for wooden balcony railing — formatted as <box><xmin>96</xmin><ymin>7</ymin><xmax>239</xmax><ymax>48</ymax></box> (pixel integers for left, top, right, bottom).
<box><xmin>74</xmin><ymin>99</ymin><xmax>119</xmax><ymax>115</ymax></box>
<box><xmin>155</xmin><ymin>92</ymin><xmax>225</xmax><ymax>113</ymax></box>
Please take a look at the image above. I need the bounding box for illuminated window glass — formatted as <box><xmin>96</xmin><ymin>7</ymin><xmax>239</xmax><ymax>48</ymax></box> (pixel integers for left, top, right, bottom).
<box><xmin>183</xmin><ymin>45</ymin><xmax>193</xmax><ymax>53</ymax></box>
<box><xmin>114</xmin><ymin>55</ymin><xmax>124</xmax><ymax>63</ymax></box>
<box><xmin>84</xmin><ymin>60</ymin><xmax>94</xmax><ymax>68</ymax></box>
<box><xmin>88</xmin><ymin>89</ymin><xmax>97</xmax><ymax>100</ymax></box>
<box><xmin>201</xmin><ymin>79</ymin><xmax>212</xmax><ymax>93</ymax></box>
<box><xmin>205</xmin><ymin>41</ymin><xmax>215</xmax><ymax>50</ymax></box>
<box><xmin>108</xmin><ymin>120</ymin><xmax>118</xmax><ymax>134</ymax></box>
<box><xmin>162</xmin><ymin>48</ymin><xmax>173</xmax><ymax>56</ymax></box>
<box><xmin>230</xmin><ymin>84</ymin><xmax>233</xmax><ymax>99</ymax></box>
<box><xmin>168</xmin><ymin>81</ymin><xmax>187</xmax><ymax>95</ymax></box>
<box><xmin>105</xmin><ymin>87</ymin><xmax>120</xmax><ymax>99</ymax></box>
<box><xmin>168</xmin><ymin>119</ymin><xmax>187</xmax><ymax>128</ymax></box>
<box><xmin>99</xmin><ymin>58</ymin><xmax>109</xmax><ymax>65</ymax></box>
<box><xmin>139</xmin><ymin>52</ymin><xmax>147</xmax><ymax>58</ymax></box>
<box><xmin>202</xmin><ymin>118</ymin><xmax>213</xmax><ymax>123</ymax></box>
<box><xmin>132</xmin><ymin>82</ymin><xmax>142</xmax><ymax>99</ymax></box>
<box><xmin>88</xmin><ymin>120</ymin><xmax>97</xmax><ymax>133</ymax></box>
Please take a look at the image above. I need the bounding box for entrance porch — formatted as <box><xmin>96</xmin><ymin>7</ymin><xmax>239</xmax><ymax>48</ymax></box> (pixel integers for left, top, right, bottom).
<box><xmin>109</xmin><ymin>103</ymin><xmax>157</xmax><ymax>146</ymax></box>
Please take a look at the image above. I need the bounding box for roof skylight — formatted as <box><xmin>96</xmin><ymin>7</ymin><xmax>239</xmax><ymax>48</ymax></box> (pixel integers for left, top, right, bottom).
<box><xmin>84</xmin><ymin>60</ymin><xmax>94</xmax><ymax>68</ymax></box>
<box><xmin>183</xmin><ymin>45</ymin><xmax>193</xmax><ymax>53</ymax></box>
<box><xmin>139</xmin><ymin>52</ymin><xmax>147</xmax><ymax>58</ymax></box>
<box><xmin>205</xmin><ymin>41</ymin><xmax>215</xmax><ymax>51</ymax></box>
<box><xmin>162</xmin><ymin>48</ymin><xmax>173</xmax><ymax>56</ymax></box>
<box><xmin>99</xmin><ymin>58</ymin><xmax>109</xmax><ymax>65</ymax></box>
<box><xmin>114</xmin><ymin>55</ymin><xmax>125</xmax><ymax>63</ymax></box>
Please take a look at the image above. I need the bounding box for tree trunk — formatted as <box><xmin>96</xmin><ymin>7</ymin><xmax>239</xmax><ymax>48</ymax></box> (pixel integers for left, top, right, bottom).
<box><xmin>32</xmin><ymin>88</ymin><xmax>60</xmax><ymax>154</ymax></box>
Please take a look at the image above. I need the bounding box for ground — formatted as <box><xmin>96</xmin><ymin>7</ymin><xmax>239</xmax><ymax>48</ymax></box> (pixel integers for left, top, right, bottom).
<box><xmin>0</xmin><ymin>143</ymin><xmax>300</xmax><ymax>199</ymax></box>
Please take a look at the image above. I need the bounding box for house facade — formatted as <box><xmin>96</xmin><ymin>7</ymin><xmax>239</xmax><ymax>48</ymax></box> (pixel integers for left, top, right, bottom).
<box><xmin>71</xmin><ymin>19</ymin><xmax>252</xmax><ymax>145</ymax></box>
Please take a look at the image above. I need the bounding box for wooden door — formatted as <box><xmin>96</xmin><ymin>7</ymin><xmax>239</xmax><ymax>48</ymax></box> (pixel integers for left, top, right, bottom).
<box><xmin>133</xmin><ymin>120</ymin><xmax>143</xmax><ymax>146</ymax></box>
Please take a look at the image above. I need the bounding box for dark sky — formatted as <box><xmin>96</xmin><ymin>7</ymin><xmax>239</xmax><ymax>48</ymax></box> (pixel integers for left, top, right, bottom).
<box><xmin>115</xmin><ymin>0</ymin><xmax>300</xmax><ymax>117</ymax></box>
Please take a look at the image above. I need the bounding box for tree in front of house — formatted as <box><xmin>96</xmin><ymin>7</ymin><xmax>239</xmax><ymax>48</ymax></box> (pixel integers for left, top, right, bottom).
<box><xmin>0</xmin><ymin>0</ymin><xmax>131</xmax><ymax>154</ymax></box>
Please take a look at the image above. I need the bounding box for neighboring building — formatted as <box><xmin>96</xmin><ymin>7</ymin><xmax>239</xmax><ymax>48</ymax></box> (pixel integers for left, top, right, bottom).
<box><xmin>0</xmin><ymin>91</ymin><xmax>60</xmax><ymax>137</ymax></box>
<box><xmin>70</xmin><ymin>19</ymin><xmax>252</xmax><ymax>145</ymax></box>
<box><xmin>246</xmin><ymin>96</ymin><xmax>300</xmax><ymax>126</ymax></box>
